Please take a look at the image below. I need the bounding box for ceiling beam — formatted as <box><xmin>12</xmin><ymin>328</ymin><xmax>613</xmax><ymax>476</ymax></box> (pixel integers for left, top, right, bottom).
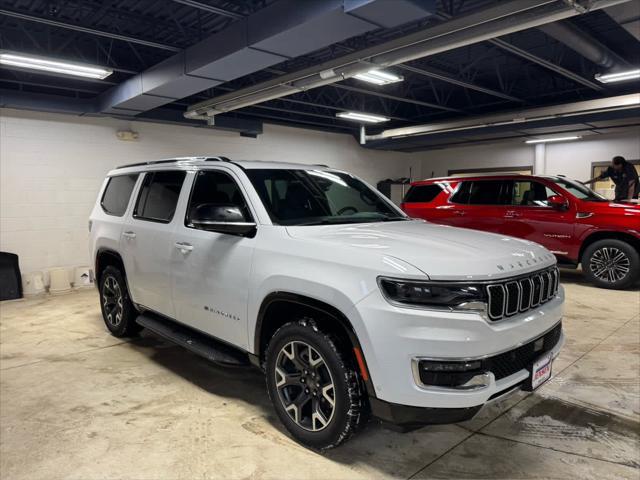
<box><xmin>397</xmin><ymin>64</ymin><xmax>523</xmax><ymax>103</ymax></box>
<box><xmin>333</xmin><ymin>84</ymin><xmax>463</xmax><ymax>113</ymax></box>
<box><xmin>490</xmin><ymin>37</ymin><xmax>605</xmax><ymax>91</ymax></box>
<box><xmin>171</xmin><ymin>0</ymin><xmax>244</xmax><ymax>20</ymax></box>
<box><xmin>277</xmin><ymin>97</ymin><xmax>408</xmax><ymax>121</ymax></box>
<box><xmin>0</xmin><ymin>8</ymin><xmax>182</xmax><ymax>52</ymax></box>
<box><xmin>433</xmin><ymin>11</ymin><xmax>606</xmax><ymax>92</ymax></box>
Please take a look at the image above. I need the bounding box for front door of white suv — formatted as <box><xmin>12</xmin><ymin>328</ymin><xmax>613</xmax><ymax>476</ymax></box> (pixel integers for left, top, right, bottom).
<box><xmin>121</xmin><ymin>170</ymin><xmax>186</xmax><ymax>318</ymax></box>
<box><xmin>170</xmin><ymin>169</ymin><xmax>256</xmax><ymax>349</ymax></box>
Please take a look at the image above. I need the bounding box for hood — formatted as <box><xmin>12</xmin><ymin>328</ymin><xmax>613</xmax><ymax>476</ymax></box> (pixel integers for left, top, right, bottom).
<box><xmin>286</xmin><ymin>220</ymin><xmax>556</xmax><ymax>281</ymax></box>
<box><xmin>583</xmin><ymin>200</ymin><xmax>640</xmax><ymax>215</ymax></box>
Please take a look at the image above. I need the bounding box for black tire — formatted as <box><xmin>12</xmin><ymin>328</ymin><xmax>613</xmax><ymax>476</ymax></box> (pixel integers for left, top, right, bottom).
<box><xmin>582</xmin><ymin>239</ymin><xmax>639</xmax><ymax>289</ymax></box>
<box><xmin>265</xmin><ymin>319</ymin><xmax>364</xmax><ymax>450</ymax></box>
<box><xmin>98</xmin><ymin>265</ymin><xmax>141</xmax><ymax>337</ymax></box>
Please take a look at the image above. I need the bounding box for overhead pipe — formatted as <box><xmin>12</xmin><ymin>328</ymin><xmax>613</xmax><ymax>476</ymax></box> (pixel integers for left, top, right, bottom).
<box><xmin>363</xmin><ymin>93</ymin><xmax>640</xmax><ymax>141</ymax></box>
<box><xmin>186</xmin><ymin>0</ymin><xmax>632</xmax><ymax>120</ymax></box>
<box><xmin>539</xmin><ymin>21</ymin><xmax>628</xmax><ymax>70</ymax></box>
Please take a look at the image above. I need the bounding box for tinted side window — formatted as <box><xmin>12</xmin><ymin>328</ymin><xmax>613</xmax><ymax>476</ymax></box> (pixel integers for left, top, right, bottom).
<box><xmin>450</xmin><ymin>181</ymin><xmax>471</xmax><ymax>204</ymax></box>
<box><xmin>186</xmin><ymin>170</ymin><xmax>252</xmax><ymax>226</ymax></box>
<box><xmin>134</xmin><ymin>171</ymin><xmax>186</xmax><ymax>223</ymax></box>
<box><xmin>468</xmin><ymin>180</ymin><xmax>508</xmax><ymax>205</ymax></box>
<box><xmin>403</xmin><ymin>184</ymin><xmax>442</xmax><ymax>203</ymax></box>
<box><xmin>101</xmin><ymin>174</ymin><xmax>138</xmax><ymax>216</ymax></box>
<box><xmin>510</xmin><ymin>180</ymin><xmax>557</xmax><ymax>206</ymax></box>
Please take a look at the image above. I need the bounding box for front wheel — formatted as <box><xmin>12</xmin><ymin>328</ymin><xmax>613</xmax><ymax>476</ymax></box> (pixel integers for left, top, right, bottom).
<box><xmin>265</xmin><ymin>320</ymin><xmax>364</xmax><ymax>450</ymax></box>
<box><xmin>582</xmin><ymin>239</ymin><xmax>639</xmax><ymax>289</ymax></box>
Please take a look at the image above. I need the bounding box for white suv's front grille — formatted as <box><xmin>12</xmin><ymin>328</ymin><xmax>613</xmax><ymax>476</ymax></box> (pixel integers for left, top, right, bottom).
<box><xmin>486</xmin><ymin>267</ymin><xmax>559</xmax><ymax>321</ymax></box>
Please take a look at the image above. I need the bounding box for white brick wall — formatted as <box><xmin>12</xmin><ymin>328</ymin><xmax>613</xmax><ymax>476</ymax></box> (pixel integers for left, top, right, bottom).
<box><xmin>0</xmin><ymin>108</ymin><xmax>420</xmax><ymax>275</ymax></box>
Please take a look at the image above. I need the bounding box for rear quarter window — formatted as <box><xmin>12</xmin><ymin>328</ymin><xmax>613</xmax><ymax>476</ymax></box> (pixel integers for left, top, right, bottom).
<box><xmin>403</xmin><ymin>184</ymin><xmax>442</xmax><ymax>203</ymax></box>
<box><xmin>101</xmin><ymin>174</ymin><xmax>139</xmax><ymax>216</ymax></box>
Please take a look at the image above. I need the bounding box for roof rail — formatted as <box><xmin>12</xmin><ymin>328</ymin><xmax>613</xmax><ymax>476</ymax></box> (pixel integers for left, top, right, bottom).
<box><xmin>116</xmin><ymin>156</ymin><xmax>232</xmax><ymax>169</ymax></box>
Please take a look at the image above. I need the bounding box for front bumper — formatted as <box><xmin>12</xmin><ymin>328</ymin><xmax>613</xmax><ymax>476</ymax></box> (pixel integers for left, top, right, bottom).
<box><xmin>350</xmin><ymin>286</ymin><xmax>565</xmax><ymax>410</ymax></box>
<box><xmin>370</xmin><ymin>328</ymin><xmax>564</xmax><ymax>429</ymax></box>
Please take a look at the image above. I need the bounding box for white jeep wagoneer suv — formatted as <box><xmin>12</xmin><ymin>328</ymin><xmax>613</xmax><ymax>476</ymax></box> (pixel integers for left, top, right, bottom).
<box><xmin>89</xmin><ymin>156</ymin><xmax>564</xmax><ymax>449</ymax></box>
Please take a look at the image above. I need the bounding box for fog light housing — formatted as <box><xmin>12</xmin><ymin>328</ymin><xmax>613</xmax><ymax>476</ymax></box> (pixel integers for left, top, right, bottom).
<box><xmin>414</xmin><ymin>360</ymin><xmax>490</xmax><ymax>390</ymax></box>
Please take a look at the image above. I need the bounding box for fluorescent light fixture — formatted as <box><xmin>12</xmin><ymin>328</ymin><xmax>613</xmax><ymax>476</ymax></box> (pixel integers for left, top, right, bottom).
<box><xmin>353</xmin><ymin>69</ymin><xmax>403</xmax><ymax>85</ymax></box>
<box><xmin>525</xmin><ymin>136</ymin><xmax>582</xmax><ymax>144</ymax></box>
<box><xmin>336</xmin><ymin>111</ymin><xmax>390</xmax><ymax>124</ymax></box>
<box><xmin>595</xmin><ymin>69</ymin><xmax>640</xmax><ymax>83</ymax></box>
<box><xmin>0</xmin><ymin>51</ymin><xmax>113</xmax><ymax>79</ymax></box>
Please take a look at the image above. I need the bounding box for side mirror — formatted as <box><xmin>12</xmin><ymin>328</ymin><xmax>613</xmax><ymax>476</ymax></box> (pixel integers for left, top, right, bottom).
<box><xmin>191</xmin><ymin>203</ymin><xmax>256</xmax><ymax>237</ymax></box>
<box><xmin>547</xmin><ymin>195</ymin><xmax>569</xmax><ymax>211</ymax></box>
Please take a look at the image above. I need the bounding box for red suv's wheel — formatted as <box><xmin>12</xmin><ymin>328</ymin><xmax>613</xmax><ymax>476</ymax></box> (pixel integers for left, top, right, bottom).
<box><xmin>582</xmin><ymin>239</ymin><xmax>639</xmax><ymax>289</ymax></box>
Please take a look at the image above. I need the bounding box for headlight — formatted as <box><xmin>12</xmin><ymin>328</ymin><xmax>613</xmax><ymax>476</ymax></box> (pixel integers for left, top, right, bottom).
<box><xmin>378</xmin><ymin>277</ymin><xmax>486</xmax><ymax>311</ymax></box>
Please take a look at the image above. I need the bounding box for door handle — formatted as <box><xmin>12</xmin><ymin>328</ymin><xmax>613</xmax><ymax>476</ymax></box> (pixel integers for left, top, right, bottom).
<box><xmin>122</xmin><ymin>231</ymin><xmax>136</xmax><ymax>239</ymax></box>
<box><xmin>175</xmin><ymin>242</ymin><xmax>194</xmax><ymax>253</ymax></box>
<box><xmin>453</xmin><ymin>210</ymin><xmax>466</xmax><ymax>216</ymax></box>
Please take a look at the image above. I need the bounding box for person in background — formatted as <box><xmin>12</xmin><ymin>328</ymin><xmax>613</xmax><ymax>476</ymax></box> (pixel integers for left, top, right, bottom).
<box><xmin>583</xmin><ymin>156</ymin><xmax>639</xmax><ymax>202</ymax></box>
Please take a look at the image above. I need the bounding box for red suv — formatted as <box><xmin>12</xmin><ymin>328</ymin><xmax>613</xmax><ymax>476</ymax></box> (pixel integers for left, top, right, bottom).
<box><xmin>401</xmin><ymin>174</ymin><xmax>640</xmax><ymax>289</ymax></box>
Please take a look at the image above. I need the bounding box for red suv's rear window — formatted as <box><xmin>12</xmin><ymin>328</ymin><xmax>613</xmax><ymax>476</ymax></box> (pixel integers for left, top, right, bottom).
<box><xmin>403</xmin><ymin>184</ymin><xmax>442</xmax><ymax>203</ymax></box>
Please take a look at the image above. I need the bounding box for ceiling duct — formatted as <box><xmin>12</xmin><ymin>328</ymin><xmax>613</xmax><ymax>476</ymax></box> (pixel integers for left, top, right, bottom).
<box><xmin>98</xmin><ymin>0</ymin><xmax>438</xmax><ymax>116</ymax></box>
<box><xmin>186</xmin><ymin>0</ymin><xmax>632</xmax><ymax>120</ymax></box>
<box><xmin>539</xmin><ymin>20</ymin><xmax>628</xmax><ymax>69</ymax></box>
<box><xmin>605</xmin><ymin>2</ymin><xmax>640</xmax><ymax>41</ymax></box>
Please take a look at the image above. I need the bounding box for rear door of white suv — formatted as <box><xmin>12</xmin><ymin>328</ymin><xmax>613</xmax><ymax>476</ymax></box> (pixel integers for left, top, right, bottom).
<box><xmin>120</xmin><ymin>169</ymin><xmax>187</xmax><ymax>318</ymax></box>
<box><xmin>170</xmin><ymin>168</ymin><xmax>256</xmax><ymax>349</ymax></box>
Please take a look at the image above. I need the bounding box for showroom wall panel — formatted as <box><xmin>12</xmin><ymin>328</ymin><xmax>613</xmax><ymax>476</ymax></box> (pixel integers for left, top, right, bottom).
<box><xmin>0</xmin><ymin>108</ymin><xmax>419</xmax><ymax>274</ymax></box>
<box><xmin>418</xmin><ymin>129</ymin><xmax>640</xmax><ymax>181</ymax></box>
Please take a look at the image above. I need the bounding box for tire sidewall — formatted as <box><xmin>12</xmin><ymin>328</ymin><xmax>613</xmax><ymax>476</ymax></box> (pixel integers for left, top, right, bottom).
<box><xmin>582</xmin><ymin>240</ymin><xmax>639</xmax><ymax>289</ymax></box>
<box><xmin>265</xmin><ymin>321</ymin><xmax>359</xmax><ymax>450</ymax></box>
<box><xmin>99</xmin><ymin>266</ymin><xmax>137</xmax><ymax>337</ymax></box>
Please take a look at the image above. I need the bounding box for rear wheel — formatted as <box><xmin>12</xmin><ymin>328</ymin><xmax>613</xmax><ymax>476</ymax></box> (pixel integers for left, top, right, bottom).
<box><xmin>265</xmin><ymin>319</ymin><xmax>364</xmax><ymax>450</ymax></box>
<box><xmin>99</xmin><ymin>265</ymin><xmax>141</xmax><ymax>337</ymax></box>
<box><xmin>582</xmin><ymin>239</ymin><xmax>639</xmax><ymax>289</ymax></box>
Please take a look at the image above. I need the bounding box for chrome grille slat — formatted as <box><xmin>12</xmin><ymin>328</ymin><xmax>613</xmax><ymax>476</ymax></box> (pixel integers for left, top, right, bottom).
<box><xmin>545</xmin><ymin>271</ymin><xmax>554</xmax><ymax>299</ymax></box>
<box><xmin>487</xmin><ymin>284</ymin><xmax>505</xmax><ymax>319</ymax></box>
<box><xmin>519</xmin><ymin>278</ymin><xmax>532</xmax><ymax>311</ymax></box>
<box><xmin>504</xmin><ymin>282</ymin><xmax>520</xmax><ymax>317</ymax></box>
<box><xmin>540</xmin><ymin>273</ymin><xmax>549</xmax><ymax>303</ymax></box>
<box><xmin>487</xmin><ymin>267</ymin><xmax>559</xmax><ymax>321</ymax></box>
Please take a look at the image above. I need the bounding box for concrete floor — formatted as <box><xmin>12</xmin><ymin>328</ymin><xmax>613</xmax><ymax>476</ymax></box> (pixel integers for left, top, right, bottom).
<box><xmin>1</xmin><ymin>270</ymin><xmax>638</xmax><ymax>480</ymax></box>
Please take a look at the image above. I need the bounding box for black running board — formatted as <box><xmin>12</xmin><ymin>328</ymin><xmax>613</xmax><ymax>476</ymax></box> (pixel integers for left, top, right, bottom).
<box><xmin>136</xmin><ymin>313</ymin><xmax>249</xmax><ymax>366</ymax></box>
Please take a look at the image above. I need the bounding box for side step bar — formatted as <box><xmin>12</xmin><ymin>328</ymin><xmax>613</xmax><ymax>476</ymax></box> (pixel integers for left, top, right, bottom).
<box><xmin>136</xmin><ymin>313</ymin><xmax>249</xmax><ymax>366</ymax></box>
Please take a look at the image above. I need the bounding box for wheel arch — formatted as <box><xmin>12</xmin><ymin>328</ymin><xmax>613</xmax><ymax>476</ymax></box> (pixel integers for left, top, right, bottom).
<box><xmin>579</xmin><ymin>231</ymin><xmax>640</xmax><ymax>262</ymax></box>
<box><xmin>254</xmin><ymin>292</ymin><xmax>374</xmax><ymax>395</ymax></box>
<box><xmin>94</xmin><ymin>248</ymin><xmax>136</xmax><ymax>305</ymax></box>
<box><xmin>95</xmin><ymin>248</ymin><xmax>126</xmax><ymax>283</ymax></box>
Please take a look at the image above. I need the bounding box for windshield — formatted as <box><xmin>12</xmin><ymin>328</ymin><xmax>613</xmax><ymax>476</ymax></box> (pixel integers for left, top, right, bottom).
<box><xmin>245</xmin><ymin>169</ymin><xmax>407</xmax><ymax>226</ymax></box>
<box><xmin>550</xmin><ymin>177</ymin><xmax>608</xmax><ymax>202</ymax></box>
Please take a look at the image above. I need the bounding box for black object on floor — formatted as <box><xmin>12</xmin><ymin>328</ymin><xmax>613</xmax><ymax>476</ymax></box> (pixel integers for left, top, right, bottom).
<box><xmin>0</xmin><ymin>252</ymin><xmax>22</xmax><ymax>301</ymax></box>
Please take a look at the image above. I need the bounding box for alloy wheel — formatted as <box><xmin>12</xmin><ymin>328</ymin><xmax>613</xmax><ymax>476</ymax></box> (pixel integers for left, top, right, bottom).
<box><xmin>102</xmin><ymin>275</ymin><xmax>124</xmax><ymax>327</ymax></box>
<box><xmin>274</xmin><ymin>341</ymin><xmax>336</xmax><ymax>432</ymax></box>
<box><xmin>589</xmin><ymin>247</ymin><xmax>630</xmax><ymax>283</ymax></box>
